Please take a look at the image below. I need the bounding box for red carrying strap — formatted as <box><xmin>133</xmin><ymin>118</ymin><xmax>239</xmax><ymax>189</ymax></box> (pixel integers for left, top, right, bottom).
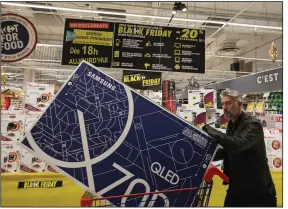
<box><xmin>203</xmin><ymin>165</ymin><xmax>229</xmax><ymax>183</ymax></box>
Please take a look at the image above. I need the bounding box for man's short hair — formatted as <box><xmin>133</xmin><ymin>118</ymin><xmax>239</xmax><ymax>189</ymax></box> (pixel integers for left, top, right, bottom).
<box><xmin>220</xmin><ymin>88</ymin><xmax>243</xmax><ymax>104</ymax></box>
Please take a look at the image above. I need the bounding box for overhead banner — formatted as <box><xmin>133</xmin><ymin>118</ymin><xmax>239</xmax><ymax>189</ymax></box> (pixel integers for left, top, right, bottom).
<box><xmin>61</xmin><ymin>19</ymin><xmax>115</xmax><ymax>67</ymax></box>
<box><xmin>122</xmin><ymin>70</ymin><xmax>161</xmax><ymax>90</ymax></box>
<box><xmin>20</xmin><ymin>61</ymin><xmax>217</xmax><ymax>207</ymax></box>
<box><xmin>62</xmin><ymin>18</ymin><xmax>205</xmax><ymax>73</ymax></box>
<box><xmin>1</xmin><ymin>14</ymin><xmax>37</xmax><ymax>62</ymax></box>
<box><xmin>205</xmin><ymin>68</ymin><xmax>282</xmax><ymax>93</ymax></box>
<box><xmin>112</xmin><ymin>23</ymin><xmax>205</xmax><ymax>73</ymax></box>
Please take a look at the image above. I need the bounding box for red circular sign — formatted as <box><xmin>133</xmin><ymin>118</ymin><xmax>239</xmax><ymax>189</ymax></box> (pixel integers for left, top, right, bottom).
<box><xmin>273</xmin><ymin>157</ymin><xmax>282</xmax><ymax>168</ymax></box>
<box><xmin>40</xmin><ymin>93</ymin><xmax>50</xmax><ymax>103</ymax></box>
<box><xmin>9</xmin><ymin>121</ymin><xmax>20</xmax><ymax>131</ymax></box>
<box><xmin>272</xmin><ymin>140</ymin><xmax>281</xmax><ymax>150</ymax></box>
<box><xmin>8</xmin><ymin>152</ymin><xmax>17</xmax><ymax>163</ymax></box>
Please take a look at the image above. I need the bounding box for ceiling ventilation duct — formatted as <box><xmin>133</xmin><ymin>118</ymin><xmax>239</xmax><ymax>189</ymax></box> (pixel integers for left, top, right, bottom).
<box><xmin>216</xmin><ymin>42</ymin><xmax>240</xmax><ymax>56</ymax></box>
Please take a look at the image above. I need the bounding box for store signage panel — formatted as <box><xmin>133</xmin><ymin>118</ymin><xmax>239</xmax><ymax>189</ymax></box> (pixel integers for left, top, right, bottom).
<box><xmin>18</xmin><ymin>180</ymin><xmax>63</xmax><ymax>189</ymax></box>
<box><xmin>112</xmin><ymin>23</ymin><xmax>205</xmax><ymax>73</ymax></box>
<box><xmin>206</xmin><ymin>68</ymin><xmax>282</xmax><ymax>93</ymax></box>
<box><xmin>20</xmin><ymin>61</ymin><xmax>217</xmax><ymax>207</ymax></box>
<box><xmin>1</xmin><ymin>14</ymin><xmax>37</xmax><ymax>62</ymax></box>
<box><xmin>122</xmin><ymin>70</ymin><xmax>161</xmax><ymax>90</ymax></box>
<box><xmin>62</xmin><ymin>18</ymin><xmax>205</xmax><ymax>73</ymax></box>
<box><xmin>61</xmin><ymin>19</ymin><xmax>115</xmax><ymax>67</ymax></box>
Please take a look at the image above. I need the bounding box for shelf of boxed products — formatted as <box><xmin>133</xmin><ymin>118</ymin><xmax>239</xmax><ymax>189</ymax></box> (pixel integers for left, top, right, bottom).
<box><xmin>264</xmin><ymin>91</ymin><xmax>283</xmax><ymax>114</ymax></box>
<box><xmin>176</xmin><ymin>89</ymin><xmax>228</xmax><ymax>133</ymax></box>
<box><xmin>244</xmin><ymin>91</ymin><xmax>283</xmax><ymax>115</ymax></box>
<box><xmin>1</xmin><ymin>83</ymin><xmax>57</xmax><ymax>174</ymax></box>
<box><xmin>175</xmin><ymin>89</ymin><xmax>282</xmax><ymax>172</ymax></box>
<box><xmin>1</xmin><ymin>87</ymin><xmax>25</xmax><ymax>111</ymax></box>
<box><xmin>263</xmin><ymin>128</ymin><xmax>282</xmax><ymax>171</ymax></box>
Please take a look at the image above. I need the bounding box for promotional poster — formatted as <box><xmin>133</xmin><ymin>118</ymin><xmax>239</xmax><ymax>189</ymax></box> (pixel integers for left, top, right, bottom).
<box><xmin>62</xmin><ymin>18</ymin><xmax>205</xmax><ymax>73</ymax></box>
<box><xmin>20</xmin><ymin>61</ymin><xmax>217</xmax><ymax>207</ymax></box>
<box><xmin>122</xmin><ymin>70</ymin><xmax>161</xmax><ymax>90</ymax></box>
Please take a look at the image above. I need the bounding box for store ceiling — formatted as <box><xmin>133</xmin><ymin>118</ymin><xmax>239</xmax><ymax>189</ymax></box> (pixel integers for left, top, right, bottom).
<box><xmin>1</xmin><ymin>1</ymin><xmax>283</xmax><ymax>90</ymax></box>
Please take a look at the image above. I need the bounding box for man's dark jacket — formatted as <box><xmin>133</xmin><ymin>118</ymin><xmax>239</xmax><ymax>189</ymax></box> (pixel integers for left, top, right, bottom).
<box><xmin>203</xmin><ymin>111</ymin><xmax>275</xmax><ymax>196</ymax></box>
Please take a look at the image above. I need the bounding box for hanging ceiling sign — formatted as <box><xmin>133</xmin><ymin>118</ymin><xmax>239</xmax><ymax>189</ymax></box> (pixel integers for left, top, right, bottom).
<box><xmin>1</xmin><ymin>14</ymin><xmax>37</xmax><ymax>62</ymax></box>
<box><xmin>205</xmin><ymin>68</ymin><xmax>282</xmax><ymax>93</ymax></box>
<box><xmin>122</xmin><ymin>70</ymin><xmax>162</xmax><ymax>90</ymax></box>
<box><xmin>62</xmin><ymin>18</ymin><xmax>205</xmax><ymax>73</ymax></box>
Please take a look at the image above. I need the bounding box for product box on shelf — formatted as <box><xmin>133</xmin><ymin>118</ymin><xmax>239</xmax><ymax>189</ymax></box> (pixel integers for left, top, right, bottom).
<box><xmin>246</xmin><ymin>102</ymin><xmax>255</xmax><ymax>113</ymax></box>
<box><xmin>191</xmin><ymin>108</ymin><xmax>206</xmax><ymax>129</ymax></box>
<box><xmin>46</xmin><ymin>165</ymin><xmax>57</xmax><ymax>173</ymax></box>
<box><xmin>1</xmin><ymin>141</ymin><xmax>22</xmax><ymax>173</ymax></box>
<box><xmin>188</xmin><ymin>90</ymin><xmax>202</xmax><ymax>108</ymax></box>
<box><xmin>202</xmin><ymin>89</ymin><xmax>217</xmax><ymax>109</ymax></box>
<box><xmin>143</xmin><ymin>90</ymin><xmax>162</xmax><ymax>106</ymax></box>
<box><xmin>162</xmin><ymin>80</ymin><xmax>176</xmax><ymax>113</ymax></box>
<box><xmin>264</xmin><ymin>129</ymin><xmax>282</xmax><ymax>171</ymax></box>
<box><xmin>1</xmin><ymin>88</ymin><xmax>25</xmax><ymax>111</ymax></box>
<box><xmin>20</xmin><ymin>149</ymin><xmax>47</xmax><ymax>173</ymax></box>
<box><xmin>255</xmin><ymin>102</ymin><xmax>265</xmax><ymax>114</ymax></box>
<box><xmin>206</xmin><ymin>109</ymin><xmax>229</xmax><ymax>130</ymax></box>
<box><xmin>25</xmin><ymin>111</ymin><xmax>42</xmax><ymax>132</ymax></box>
<box><xmin>264</xmin><ymin>130</ymin><xmax>282</xmax><ymax>152</ymax></box>
<box><xmin>188</xmin><ymin>89</ymin><xmax>217</xmax><ymax>109</ymax></box>
<box><xmin>1</xmin><ymin>111</ymin><xmax>26</xmax><ymax>142</ymax></box>
<box><xmin>267</xmin><ymin>153</ymin><xmax>282</xmax><ymax>171</ymax></box>
<box><xmin>273</xmin><ymin>115</ymin><xmax>283</xmax><ymax>131</ymax></box>
<box><xmin>177</xmin><ymin>108</ymin><xmax>193</xmax><ymax>123</ymax></box>
<box><xmin>25</xmin><ymin>83</ymin><xmax>54</xmax><ymax>112</ymax></box>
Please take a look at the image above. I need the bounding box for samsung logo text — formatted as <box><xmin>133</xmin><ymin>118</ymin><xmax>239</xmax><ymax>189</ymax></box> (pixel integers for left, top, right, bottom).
<box><xmin>87</xmin><ymin>72</ymin><xmax>116</xmax><ymax>91</ymax></box>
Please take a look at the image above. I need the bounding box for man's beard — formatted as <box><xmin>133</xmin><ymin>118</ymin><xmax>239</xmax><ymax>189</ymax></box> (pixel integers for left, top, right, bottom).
<box><xmin>224</xmin><ymin>110</ymin><xmax>236</xmax><ymax>120</ymax></box>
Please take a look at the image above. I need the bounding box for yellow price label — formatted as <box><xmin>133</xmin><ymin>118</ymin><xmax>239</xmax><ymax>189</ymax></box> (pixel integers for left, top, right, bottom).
<box><xmin>73</xmin><ymin>29</ymin><xmax>113</xmax><ymax>46</ymax></box>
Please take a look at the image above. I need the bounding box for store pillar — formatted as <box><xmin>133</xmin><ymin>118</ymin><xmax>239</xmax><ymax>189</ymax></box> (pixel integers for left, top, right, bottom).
<box><xmin>23</xmin><ymin>69</ymin><xmax>35</xmax><ymax>92</ymax></box>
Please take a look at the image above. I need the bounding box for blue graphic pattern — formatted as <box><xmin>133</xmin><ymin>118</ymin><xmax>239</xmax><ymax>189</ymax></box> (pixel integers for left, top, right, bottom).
<box><xmin>21</xmin><ymin>61</ymin><xmax>218</xmax><ymax>207</ymax></box>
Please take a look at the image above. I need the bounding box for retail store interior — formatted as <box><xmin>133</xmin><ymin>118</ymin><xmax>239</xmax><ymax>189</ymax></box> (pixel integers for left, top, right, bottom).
<box><xmin>1</xmin><ymin>1</ymin><xmax>283</xmax><ymax>207</ymax></box>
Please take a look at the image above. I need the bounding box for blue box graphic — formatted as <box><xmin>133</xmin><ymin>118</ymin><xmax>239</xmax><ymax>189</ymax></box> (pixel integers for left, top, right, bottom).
<box><xmin>20</xmin><ymin>61</ymin><xmax>218</xmax><ymax>207</ymax></box>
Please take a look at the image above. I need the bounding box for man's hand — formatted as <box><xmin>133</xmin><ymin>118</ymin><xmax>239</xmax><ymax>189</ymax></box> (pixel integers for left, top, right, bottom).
<box><xmin>202</xmin><ymin>124</ymin><xmax>210</xmax><ymax>133</ymax></box>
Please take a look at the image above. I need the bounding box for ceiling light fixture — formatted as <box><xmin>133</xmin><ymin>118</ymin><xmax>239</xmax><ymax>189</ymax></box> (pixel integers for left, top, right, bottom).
<box><xmin>1</xmin><ymin>2</ymin><xmax>282</xmax><ymax>30</ymax></box>
<box><xmin>206</xmin><ymin>54</ymin><xmax>282</xmax><ymax>62</ymax></box>
<box><xmin>172</xmin><ymin>7</ymin><xmax>177</xmax><ymax>15</ymax></box>
<box><xmin>171</xmin><ymin>2</ymin><xmax>187</xmax><ymax>14</ymax></box>
<box><xmin>181</xmin><ymin>4</ymin><xmax>187</xmax><ymax>12</ymax></box>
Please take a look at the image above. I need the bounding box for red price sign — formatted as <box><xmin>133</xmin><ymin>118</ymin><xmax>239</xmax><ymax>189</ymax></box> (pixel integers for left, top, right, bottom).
<box><xmin>275</xmin><ymin>116</ymin><xmax>282</xmax><ymax>122</ymax></box>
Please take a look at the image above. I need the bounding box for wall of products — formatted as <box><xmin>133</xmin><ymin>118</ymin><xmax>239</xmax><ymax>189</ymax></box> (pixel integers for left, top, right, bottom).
<box><xmin>1</xmin><ymin>83</ymin><xmax>56</xmax><ymax>173</ymax></box>
<box><xmin>1</xmin><ymin>77</ymin><xmax>282</xmax><ymax>172</ymax></box>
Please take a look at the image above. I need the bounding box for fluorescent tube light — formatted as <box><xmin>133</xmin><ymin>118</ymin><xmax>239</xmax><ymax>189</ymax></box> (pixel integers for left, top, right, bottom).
<box><xmin>37</xmin><ymin>43</ymin><xmax>62</xmax><ymax>47</ymax></box>
<box><xmin>206</xmin><ymin>54</ymin><xmax>282</xmax><ymax>62</ymax></box>
<box><xmin>1</xmin><ymin>2</ymin><xmax>282</xmax><ymax>30</ymax></box>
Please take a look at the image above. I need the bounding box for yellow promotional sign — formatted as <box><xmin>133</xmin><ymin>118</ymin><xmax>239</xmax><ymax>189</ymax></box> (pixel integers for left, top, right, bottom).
<box><xmin>142</xmin><ymin>78</ymin><xmax>161</xmax><ymax>86</ymax></box>
<box><xmin>1</xmin><ymin>171</ymin><xmax>282</xmax><ymax>206</ymax></box>
<box><xmin>73</xmin><ymin>29</ymin><xmax>113</xmax><ymax>46</ymax></box>
<box><xmin>1</xmin><ymin>173</ymin><xmax>84</xmax><ymax>207</ymax></box>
